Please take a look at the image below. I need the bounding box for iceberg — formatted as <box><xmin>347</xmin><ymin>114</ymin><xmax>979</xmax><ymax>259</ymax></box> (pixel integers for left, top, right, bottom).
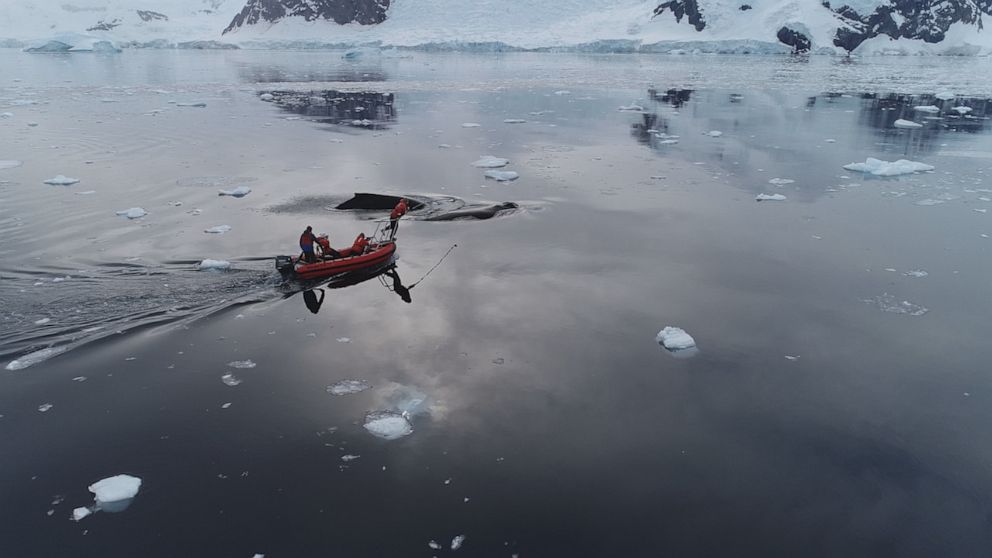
<box><xmin>204</xmin><ymin>225</ymin><xmax>232</xmax><ymax>234</ymax></box>
<box><xmin>363</xmin><ymin>411</ymin><xmax>413</xmax><ymax>440</ymax></box>
<box><xmin>484</xmin><ymin>170</ymin><xmax>519</xmax><ymax>181</ymax></box>
<box><xmin>24</xmin><ymin>41</ymin><xmax>72</xmax><ymax>53</ymax></box>
<box><xmin>115</xmin><ymin>207</ymin><xmax>147</xmax><ymax>219</ymax></box>
<box><xmin>43</xmin><ymin>175</ymin><xmax>80</xmax><ymax>186</ymax></box>
<box><xmin>894</xmin><ymin>119</ymin><xmax>922</xmax><ymax>128</ymax></box>
<box><xmin>471</xmin><ymin>156</ymin><xmax>509</xmax><ymax>168</ymax></box>
<box><xmin>218</xmin><ymin>186</ymin><xmax>252</xmax><ymax>197</ymax></box>
<box><xmin>842</xmin><ymin>158</ymin><xmax>934</xmax><ymax>177</ymax></box>
<box><xmin>197</xmin><ymin>259</ymin><xmax>231</xmax><ymax>271</ymax></box>
<box><xmin>756</xmin><ymin>193</ymin><xmax>787</xmax><ymax>201</ymax></box>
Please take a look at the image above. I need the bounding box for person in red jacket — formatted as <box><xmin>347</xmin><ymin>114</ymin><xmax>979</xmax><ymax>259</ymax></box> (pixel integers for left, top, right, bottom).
<box><xmin>299</xmin><ymin>226</ymin><xmax>317</xmax><ymax>263</ymax></box>
<box><xmin>388</xmin><ymin>198</ymin><xmax>408</xmax><ymax>238</ymax></box>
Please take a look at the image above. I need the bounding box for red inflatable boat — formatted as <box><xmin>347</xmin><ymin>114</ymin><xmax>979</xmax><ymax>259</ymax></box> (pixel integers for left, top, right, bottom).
<box><xmin>276</xmin><ymin>239</ymin><xmax>396</xmax><ymax>281</ymax></box>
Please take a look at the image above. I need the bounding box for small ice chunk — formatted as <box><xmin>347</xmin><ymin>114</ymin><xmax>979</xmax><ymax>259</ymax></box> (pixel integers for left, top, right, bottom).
<box><xmin>75</xmin><ymin>190</ymin><xmax>96</xmax><ymax>195</ymax></box>
<box><xmin>197</xmin><ymin>259</ymin><xmax>231</xmax><ymax>271</ymax></box>
<box><xmin>618</xmin><ymin>104</ymin><xmax>644</xmax><ymax>112</ymax></box>
<box><xmin>451</xmin><ymin>535</ymin><xmax>466</xmax><ymax>550</ymax></box>
<box><xmin>461</xmin><ymin>122</ymin><xmax>481</xmax><ymax>128</ymax></box>
<box><xmin>221</xmin><ymin>373</ymin><xmax>242</xmax><ymax>386</ymax></box>
<box><xmin>553</xmin><ymin>90</ymin><xmax>571</xmax><ymax>95</ymax></box>
<box><xmin>38</xmin><ymin>403</ymin><xmax>53</xmax><ymax>412</ymax></box>
<box><xmin>218</xmin><ymin>186</ymin><xmax>251</xmax><ymax>197</ymax></box>
<box><xmin>503</xmin><ymin>119</ymin><xmax>527</xmax><ymax>123</ymax></box>
<box><xmin>904</xmin><ymin>270</ymin><xmax>928</xmax><ymax>278</ymax></box>
<box><xmin>6</xmin><ymin>346</ymin><xmax>67</xmax><ymax>371</ymax></box>
<box><xmin>952</xmin><ymin>106</ymin><xmax>973</xmax><ymax>115</ymax></box>
<box><xmin>327</xmin><ymin>379</ymin><xmax>371</xmax><ymax>395</ymax></box>
<box><xmin>756</xmin><ymin>193</ymin><xmax>786</xmax><ymax>201</ymax></box>
<box><xmin>43</xmin><ymin>175</ymin><xmax>80</xmax><ymax>186</ymax></box>
<box><xmin>914</xmin><ymin>105</ymin><xmax>940</xmax><ymax>113</ymax></box>
<box><xmin>204</xmin><ymin>225</ymin><xmax>231</xmax><ymax>234</ymax></box>
<box><xmin>89</xmin><ymin>474</ymin><xmax>141</xmax><ymax>504</ymax></box>
<box><xmin>935</xmin><ymin>92</ymin><xmax>955</xmax><ymax>101</ymax></box>
<box><xmin>363</xmin><ymin>411</ymin><xmax>413</xmax><ymax>440</ymax></box>
<box><xmin>768</xmin><ymin>178</ymin><xmax>794</xmax><ymax>185</ymax></box>
<box><xmin>336</xmin><ymin>337</ymin><xmax>351</xmax><ymax>343</ymax></box>
<box><xmin>656</xmin><ymin>327</ymin><xmax>696</xmax><ymax>350</ymax></box>
<box><xmin>72</xmin><ymin>507</ymin><xmax>91</xmax><ymax>521</ymax></box>
<box><xmin>471</xmin><ymin>156</ymin><xmax>509</xmax><ymax>168</ymax></box>
<box><xmin>428</xmin><ymin>541</ymin><xmax>441</xmax><ymax>550</ymax></box>
<box><xmin>916</xmin><ymin>199</ymin><xmax>944</xmax><ymax>206</ymax></box>
<box><xmin>843</xmin><ymin>158</ymin><xmax>934</xmax><ymax>177</ymax></box>
<box><xmin>863</xmin><ymin>293</ymin><xmax>928</xmax><ymax>316</ymax></box>
<box><xmin>221</xmin><ymin>403</ymin><xmax>232</xmax><ymax>409</ymax></box>
<box><xmin>341</xmin><ymin>454</ymin><xmax>360</xmax><ymax>462</ymax></box>
<box><xmin>894</xmin><ymin>119</ymin><xmax>923</xmax><ymax>129</ymax></box>
<box><xmin>260</xmin><ymin>93</ymin><xmax>274</xmax><ymax>101</ymax></box>
<box><xmin>707</xmin><ymin>130</ymin><xmax>723</xmax><ymax>137</ymax></box>
<box><xmin>484</xmin><ymin>170</ymin><xmax>519</xmax><ymax>182</ymax></box>
<box><xmin>176</xmin><ymin>102</ymin><xmax>207</xmax><ymax>107</ymax></box>
<box><xmin>227</xmin><ymin>360</ymin><xmax>256</xmax><ymax>369</ymax></box>
<box><xmin>784</xmin><ymin>355</ymin><xmax>800</xmax><ymax>361</ymax></box>
<box><xmin>115</xmin><ymin>207</ymin><xmax>147</xmax><ymax>219</ymax></box>
<box><xmin>0</xmin><ymin>160</ymin><xmax>22</xmax><ymax>170</ymax></box>
<box><xmin>825</xmin><ymin>138</ymin><xmax>836</xmax><ymax>143</ymax></box>
<box><xmin>34</xmin><ymin>317</ymin><xmax>51</xmax><ymax>325</ymax></box>
<box><xmin>438</xmin><ymin>143</ymin><xmax>451</xmax><ymax>148</ymax></box>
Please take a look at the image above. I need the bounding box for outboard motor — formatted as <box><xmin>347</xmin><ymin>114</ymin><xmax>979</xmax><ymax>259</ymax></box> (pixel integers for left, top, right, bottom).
<box><xmin>275</xmin><ymin>255</ymin><xmax>294</xmax><ymax>275</ymax></box>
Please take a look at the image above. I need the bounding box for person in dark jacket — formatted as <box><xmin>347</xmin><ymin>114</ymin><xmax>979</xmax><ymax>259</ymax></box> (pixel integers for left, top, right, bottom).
<box><xmin>299</xmin><ymin>226</ymin><xmax>318</xmax><ymax>263</ymax></box>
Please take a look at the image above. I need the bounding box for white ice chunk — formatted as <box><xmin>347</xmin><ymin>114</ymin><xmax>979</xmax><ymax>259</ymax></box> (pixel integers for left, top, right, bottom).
<box><xmin>503</xmin><ymin>119</ymin><xmax>527</xmax><ymax>124</ymax></box>
<box><xmin>34</xmin><ymin>318</ymin><xmax>51</xmax><ymax>325</ymax></box>
<box><xmin>327</xmin><ymin>379</ymin><xmax>371</xmax><ymax>395</ymax></box>
<box><xmin>916</xmin><ymin>199</ymin><xmax>944</xmax><ymax>206</ymax></box>
<box><xmin>656</xmin><ymin>326</ymin><xmax>696</xmax><ymax>350</ymax></box>
<box><xmin>894</xmin><ymin>119</ymin><xmax>923</xmax><ymax>128</ymax></box>
<box><xmin>935</xmin><ymin>92</ymin><xmax>955</xmax><ymax>101</ymax></box>
<box><xmin>618</xmin><ymin>104</ymin><xmax>644</xmax><ymax>112</ymax></box>
<box><xmin>260</xmin><ymin>93</ymin><xmax>274</xmax><ymax>101</ymax></box>
<box><xmin>461</xmin><ymin>122</ymin><xmax>481</xmax><ymax>128</ymax></box>
<box><xmin>221</xmin><ymin>373</ymin><xmax>242</xmax><ymax>386</ymax></box>
<box><xmin>768</xmin><ymin>178</ymin><xmax>794</xmax><ymax>185</ymax></box>
<box><xmin>904</xmin><ymin>270</ymin><xmax>928</xmax><ymax>278</ymax></box>
<box><xmin>842</xmin><ymin>158</ymin><xmax>934</xmax><ymax>177</ymax></box>
<box><xmin>0</xmin><ymin>160</ymin><xmax>22</xmax><ymax>170</ymax></box>
<box><xmin>336</xmin><ymin>337</ymin><xmax>351</xmax><ymax>343</ymax></box>
<box><xmin>553</xmin><ymin>90</ymin><xmax>571</xmax><ymax>96</ymax></box>
<box><xmin>428</xmin><ymin>541</ymin><xmax>441</xmax><ymax>550</ymax></box>
<box><xmin>913</xmin><ymin>105</ymin><xmax>940</xmax><ymax>113</ymax></box>
<box><xmin>218</xmin><ymin>186</ymin><xmax>252</xmax><ymax>197</ymax></box>
<box><xmin>72</xmin><ymin>507</ymin><xmax>92</xmax><ymax>521</ymax></box>
<box><xmin>89</xmin><ymin>474</ymin><xmax>141</xmax><ymax>504</ymax></box>
<box><xmin>707</xmin><ymin>130</ymin><xmax>723</xmax><ymax>137</ymax></box>
<box><xmin>5</xmin><ymin>346</ymin><xmax>67</xmax><ymax>371</ymax></box>
<box><xmin>484</xmin><ymin>170</ymin><xmax>519</xmax><ymax>182</ymax></box>
<box><xmin>176</xmin><ymin>102</ymin><xmax>207</xmax><ymax>108</ymax></box>
<box><xmin>863</xmin><ymin>293</ymin><xmax>928</xmax><ymax>316</ymax></box>
<box><xmin>38</xmin><ymin>403</ymin><xmax>53</xmax><ymax>412</ymax></box>
<box><xmin>952</xmin><ymin>106</ymin><xmax>973</xmax><ymax>115</ymax></box>
<box><xmin>451</xmin><ymin>535</ymin><xmax>466</xmax><ymax>550</ymax></box>
<box><xmin>471</xmin><ymin>156</ymin><xmax>509</xmax><ymax>168</ymax></box>
<box><xmin>43</xmin><ymin>175</ymin><xmax>80</xmax><ymax>186</ymax></box>
<box><xmin>227</xmin><ymin>360</ymin><xmax>256</xmax><ymax>369</ymax></box>
<box><xmin>197</xmin><ymin>259</ymin><xmax>231</xmax><ymax>271</ymax></box>
<box><xmin>115</xmin><ymin>207</ymin><xmax>147</xmax><ymax>219</ymax></box>
<box><xmin>341</xmin><ymin>454</ymin><xmax>360</xmax><ymax>462</ymax></box>
<box><xmin>756</xmin><ymin>193</ymin><xmax>787</xmax><ymax>201</ymax></box>
<box><xmin>363</xmin><ymin>411</ymin><xmax>413</xmax><ymax>440</ymax></box>
<box><xmin>204</xmin><ymin>225</ymin><xmax>231</xmax><ymax>234</ymax></box>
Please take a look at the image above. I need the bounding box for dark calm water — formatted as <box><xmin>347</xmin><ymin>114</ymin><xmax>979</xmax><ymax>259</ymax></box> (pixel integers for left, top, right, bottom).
<box><xmin>2</xmin><ymin>50</ymin><xmax>992</xmax><ymax>557</ymax></box>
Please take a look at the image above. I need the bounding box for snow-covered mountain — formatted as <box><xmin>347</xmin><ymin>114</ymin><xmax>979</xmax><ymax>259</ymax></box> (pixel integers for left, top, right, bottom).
<box><xmin>2</xmin><ymin>0</ymin><xmax>991</xmax><ymax>55</ymax></box>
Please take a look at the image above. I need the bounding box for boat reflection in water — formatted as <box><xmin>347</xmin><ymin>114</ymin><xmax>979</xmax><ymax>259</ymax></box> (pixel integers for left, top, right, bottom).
<box><xmin>295</xmin><ymin>262</ymin><xmax>414</xmax><ymax>315</ymax></box>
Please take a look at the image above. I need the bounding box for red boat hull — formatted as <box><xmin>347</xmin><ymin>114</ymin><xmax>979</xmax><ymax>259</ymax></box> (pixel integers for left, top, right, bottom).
<box><xmin>285</xmin><ymin>241</ymin><xmax>396</xmax><ymax>281</ymax></box>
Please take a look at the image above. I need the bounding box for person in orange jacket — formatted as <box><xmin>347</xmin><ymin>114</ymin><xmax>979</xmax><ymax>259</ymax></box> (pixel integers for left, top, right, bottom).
<box><xmin>388</xmin><ymin>198</ymin><xmax>408</xmax><ymax>238</ymax></box>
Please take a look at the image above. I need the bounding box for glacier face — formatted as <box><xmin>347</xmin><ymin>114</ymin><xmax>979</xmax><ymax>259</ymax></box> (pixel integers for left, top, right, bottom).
<box><xmin>2</xmin><ymin>0</ymin><xmax>991</xmax><ymax>54</ymax></box>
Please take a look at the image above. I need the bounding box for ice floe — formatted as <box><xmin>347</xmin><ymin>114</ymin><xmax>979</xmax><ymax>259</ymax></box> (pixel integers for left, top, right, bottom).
<box><xmin>484</xmin><ymin>170</ymin><xmax>519</xmax><ymax>182</ymax></box>
<box><xmin>72</xmin><ymin>507</ymin><xmax>91</xmax><ymax>521</ymax></box>
<box><xmin>768</xmin><ymin>178</ymin><xmax>794</xmax><ymax>185</ymax></box>
<box><xmin>218</xmin><ymin>186</ymin><xmax>251</xmax><ymax>197</ymax></box>
<box><xmin>656</xmin><ymin>327</ymin><xmax>696</xmax><ymax>350</ymax></box>
<box><xmin>5</xmin><ymin>346</ymin><xmax>67</xmax><ymax>371</ymax></box>
<box><xmin>863</xmin><ymin>293</ymin><xmax>928</xmax><ymax>316</ymax></box>
<box><xmin>756</xmin><ymin>193</ymin><xmax>786</xmax><ymax>201</ymax></box>
<box><xmin>363</xmin><ymin>411</ymin><xmax>413</xmax><ymax>440</ymax></box>
<box><xmin>452</xmin><ymin>535</ymin><xmax>466</xmax><ymax>550</ymax></box>
<box><xmin>115</xmin><ymin>207</ymin><xmax>147</xmax><ymax>219</ymax></box>
<box><xmin>0</xmin><ymin>160</ymin><xmax>22</xmax><ymax>170</ymax></box>
<box><xmin>914</xmin><ymin>105</ymin><xmax>941</xmax><ymax>113</ymax></box>
<box><xmin>326</xmin><ymin>379</ymin><xmax>371</xmax><ymax>395</ymax></box>
<box><xmin>197</xmin><ymin>259</ymin><xmax>231</xmax><ymax>271</ymax></box>
<box><xmin>707</xmin><ymin>130</ymin><xmax>723</xmax><ymax>137</ymax></box>
<box><xmin>221</xmin><ymin>373</ymin><xmax>242</xmax><ymax>386</ymax></box>
<box><xmin>894</xmin><ymin>119</ymin><xmax>923</xmax><ymax>128</ymax></box>
<box><xmin>843</xmin><ymin>158</ymin><xmax>934</xmax><ymax>177</ymax></box>
<box><xmin>204</xmin><ymin>225</ymin><xmax>231</xmax><ymax>234</ymax></box>
<box><xmin>43</xmin><ymin>175</ymin><xmax>80</xmax><ymax>186</ymax></box>
<box><xmin>90</xmin><ymin>475</ymin><xmax>141</xmax><ymax>505</ymax></box>
<box><xmin>429</xmin><ymin>541</ymin><xmax>442</xmax><ymax>550</ymax></box>
<box><xmin>471</xmin><ymin>156</ymin><xmax>509</xmax><ymax>169</ymax></box>
<box><xmin>227</xmin><ymin>360</ymin><xmax>256</xmax><ymax>369</ymax></box>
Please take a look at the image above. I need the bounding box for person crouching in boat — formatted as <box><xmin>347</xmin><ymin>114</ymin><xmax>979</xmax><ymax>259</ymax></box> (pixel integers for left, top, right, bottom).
<box><xmin>389</xmin><ymin>198</ymin><xmax>408</xmax><ymax>238</ymax></box>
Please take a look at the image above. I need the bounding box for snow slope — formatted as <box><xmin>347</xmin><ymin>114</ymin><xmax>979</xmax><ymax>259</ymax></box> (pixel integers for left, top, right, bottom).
<box><xmin>1</xmin><ymin>0</ymin><xmax>991</xmax><ymax>54</ymax></box>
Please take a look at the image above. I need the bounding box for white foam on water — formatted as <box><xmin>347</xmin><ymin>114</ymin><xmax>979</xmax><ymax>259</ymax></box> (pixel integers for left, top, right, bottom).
<box><xmin>341</xmin><ymin>454</ymin><xmax>360</xmax><ymax>462</ymax></box>
<box><xmin>38</xmin><ymin>403</ymin><xmax>53</xmax><ymax>412</ymax></box>
<box><xmin>363</xmin><ymin>411</ymin><xmax>413</xmax><ymax>440</ymax></box>
<box><xmin>904</xmin><ymin>270</ymin><xmax>929</xmax><ymax>278</ymax></box>
<box><xmin>326</xmin><ymin>379</ymin><xmax>371</xmax><ymax>395</ymax></box>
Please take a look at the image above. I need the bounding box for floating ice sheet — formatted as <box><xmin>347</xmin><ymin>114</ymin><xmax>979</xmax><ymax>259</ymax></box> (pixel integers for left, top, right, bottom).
<box><xmin>843</xmin><ymin>158</ymin><xmax>934</xmax><ymax>177</ymax></box>
<box><xmin>363</xmin><ymin>411</ymin><xmax>413</xmax><ymax>440</ymax></box>
<box><xmin>90</xmin><ymin>475</ymin><xmax>141</xmax><ymax>504</ymax></box>
<box><xmin>452</xmin><ymin>535</ymin><xmax>466</xmax><ymax>550</ymax></box>
<box><xmin>894</xmin><ymin>119</ymin><xmax>923</xmax><ymax>128</ymax></box>
<box><xmin>327</xmin><ymin>379</ymin><xmax>371</xmax><ymax>395</ymax></box>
